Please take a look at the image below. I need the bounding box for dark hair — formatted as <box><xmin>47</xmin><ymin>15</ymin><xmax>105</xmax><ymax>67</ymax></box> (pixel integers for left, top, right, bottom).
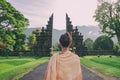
<box><xmin>59</xmin><ymin>32</ymin><xmax>72</xmax><ymax>47</ymax></box>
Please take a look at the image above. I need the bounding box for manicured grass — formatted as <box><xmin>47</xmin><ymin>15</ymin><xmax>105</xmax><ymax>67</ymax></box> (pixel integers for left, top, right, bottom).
<box><xmin>80</xmin><ymin>56</ymin><xmax>120</xmax><ymax>79</ymax></box>
<box><xmin>0</xmin><ymin>56</ymin><xmax>50</xmax><ymax>80</ymax></box>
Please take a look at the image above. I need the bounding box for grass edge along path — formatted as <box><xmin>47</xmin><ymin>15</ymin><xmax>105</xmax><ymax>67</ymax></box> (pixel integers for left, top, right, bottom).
<box><xmin>81</xmin><ymin>63</ymin><xmax>118</xmax><ymax>80</ymax></box>
<box><xmin>0</xmin><ymin>57</ymin><xmax>49</xmax><ymax>80</ymax></box>
<box><xmin>80</xmin><ymin>56</ymin><xmax>120</xmax><ymax>80</ymax></box>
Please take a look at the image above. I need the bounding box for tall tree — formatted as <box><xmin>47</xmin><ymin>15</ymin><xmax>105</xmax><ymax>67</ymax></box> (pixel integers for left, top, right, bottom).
<box><xmin>0</xmin><ymin>0</ymin><xmax>29</xmax><ymax>52</ymax></box>
<box><xmin>84</xmin><ymin>38</ymin><xmax>94</xmax><ymax>50</ymax></box>
<box><xmin>28</xmin><ymin>34</ymin><xmax>36</xmax><ymax>50</ymax></box>
<box><xmin>94</xmin><ymin>0</ymin><xmax>120</xmax><ymax>44</ymax></box>
<box><xmin>93</xmin><ymin>35</ymin><xmax>114</xmax><ymax>50</ymax></box>
<box><xmin>28</xmin><ymin>29</ymin><xmax>41</xmax><ymax>51</ymax></box>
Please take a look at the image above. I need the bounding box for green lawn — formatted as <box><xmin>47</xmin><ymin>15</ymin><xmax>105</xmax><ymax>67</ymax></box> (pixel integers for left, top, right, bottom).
<box><xmin>80</xmin><ymin>56</ymin><xmax>120</xmax><ymax>79</ymax></box>
<box><xmin>0</xmin><ymin>56</ymin><xmax>49</xmax><ymax>80</ymax></box>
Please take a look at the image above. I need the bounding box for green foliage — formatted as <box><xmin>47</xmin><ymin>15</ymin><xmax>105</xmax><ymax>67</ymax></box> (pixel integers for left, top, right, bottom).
<box><xmin>28</xmin><ymin>34</ymin><xmax>36</xmax><ymax>49</ymax></box>
<box><xmin>80</xmin><ymin>56</ymin><xmax>120</xmax><ymax>78</ymax></box>
<box><xmin>27</xmin><ymin>29</ymin><xmax>41</xmax><ymax>51</ymax></box>
<box><xmin>94</xmin><ymin>0</ymin><xmax>120</xmax><ymax>44</ymax></box>
<box><xmin>93</xmin><ymin>35</ymin><xmax>114</xmax><ymax>50</ymax></box>
<box><xmin>53</xmin><ymin>43</ymin><xmax>61</xmax><ymax>51</ymax></box>
<box><xmin>113</xmin><ymin>43</ymin><xmax>120</xmax><ymax>55</ymax></box>
<box><xmin>22</xmin><ymin>43</ymin><xmax>29</xmax><ymax>51</ymax></box>
<box><xmin>84</xmin><ymin>38</ymin><xmax>94</xmax><ymax>50</ymax></box>
<box><xmin>0</xmin><ymin>41</ymin><xmax>7</xmax><ymax>49</ymax></box>
<box><xmin>14</xmin><ymin>33</ymin><xmax>26</xmax><ymax>51</ymax></box>
<box><xmin>0</xmin><ymin>0</ymin><xmax>29</xmax><ymax>52</ymax></box>
<box><xmin>32</xmin><ymin>29</ymin><xmax>41</xmax><ymax>37</ymax></box>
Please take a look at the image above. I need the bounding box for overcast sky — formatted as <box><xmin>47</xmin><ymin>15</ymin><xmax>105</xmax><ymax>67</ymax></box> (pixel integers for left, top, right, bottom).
<box><xmin>7</xmin><ymin>0</ymin><xmax>99</xmax><ymax>30</ymax></box>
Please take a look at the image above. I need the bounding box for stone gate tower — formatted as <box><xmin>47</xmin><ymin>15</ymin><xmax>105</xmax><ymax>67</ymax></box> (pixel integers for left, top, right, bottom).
<box><xmin>35</xmin><ymin>14</ymin><xmax>53</xmax><ymax>56</ymax></box>
<box><xmin>66</xmin><ymin>14</ymin><xmax>87</xmax><ymax>56</ymax></box>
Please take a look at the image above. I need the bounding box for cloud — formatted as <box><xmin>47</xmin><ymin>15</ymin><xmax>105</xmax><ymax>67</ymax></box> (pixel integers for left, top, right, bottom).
<box><xmin>88</xmin><ymin>31</ymin><xmax>93</xmax><ymax>35</ymax></box>
<box><xmin>92</xmin><ymin>32</ymin><xmax>99</xmax><ymax>36</ymax></box>
<box><xmin>88</xmin><ymin>31</ymin><xmax>99</xmax><ymax>36</ymax></box>
<box><xmin>7</xmin><ymin>0</ymin><xmax>98</xmax><ymax>29</ymax></box>
<box><xmin>7</xmin><ymin>0</ymin><xmax>55</xmax><ymax>28</ymax></box>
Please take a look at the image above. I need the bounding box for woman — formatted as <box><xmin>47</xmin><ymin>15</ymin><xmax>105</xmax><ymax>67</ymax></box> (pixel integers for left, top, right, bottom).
<box><xmin>44</xmin><ymin>32</ymin><xmax>82</xmax><ymax>80</ymax></box>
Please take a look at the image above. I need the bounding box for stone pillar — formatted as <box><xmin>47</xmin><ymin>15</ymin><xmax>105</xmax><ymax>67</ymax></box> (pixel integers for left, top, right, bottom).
<box><xmin>66</xmin><ymin>13</ymin><xmax>73</xmax><ymax>34</ymax></box>
<box><xmin>35</xmin><ymin>14</ymin><xmax>53</xmax><ymax>56</ymax></box>
<box><xmin>66</xmin><ymin>14</ymin><xmax>87</xmax><ymax>56</ymax></box>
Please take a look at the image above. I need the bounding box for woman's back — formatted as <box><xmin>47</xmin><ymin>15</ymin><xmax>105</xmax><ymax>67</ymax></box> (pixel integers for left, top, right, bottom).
<box><xmin>44</xmin><ymin>51</ymin><xmax>82</xmax><ymax>80</ymax></box>
<box><xmin>57</xmin><ymin>51</ymin><xmax>82</xmax><ymax>80</ymax></box>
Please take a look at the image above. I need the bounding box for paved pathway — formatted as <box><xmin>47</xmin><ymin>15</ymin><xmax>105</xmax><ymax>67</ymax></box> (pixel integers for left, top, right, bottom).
<box><xmin>20</xmin><ymin>62</ymin><xmax>103</xmax><ymax>80</ymax></box>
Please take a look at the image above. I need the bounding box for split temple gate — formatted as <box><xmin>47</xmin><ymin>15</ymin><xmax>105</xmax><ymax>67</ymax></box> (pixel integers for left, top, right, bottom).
<box><xmin>35</xmin><ymin>14</ymin><xmax>87</xmax><ymax>56</ymax></box>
